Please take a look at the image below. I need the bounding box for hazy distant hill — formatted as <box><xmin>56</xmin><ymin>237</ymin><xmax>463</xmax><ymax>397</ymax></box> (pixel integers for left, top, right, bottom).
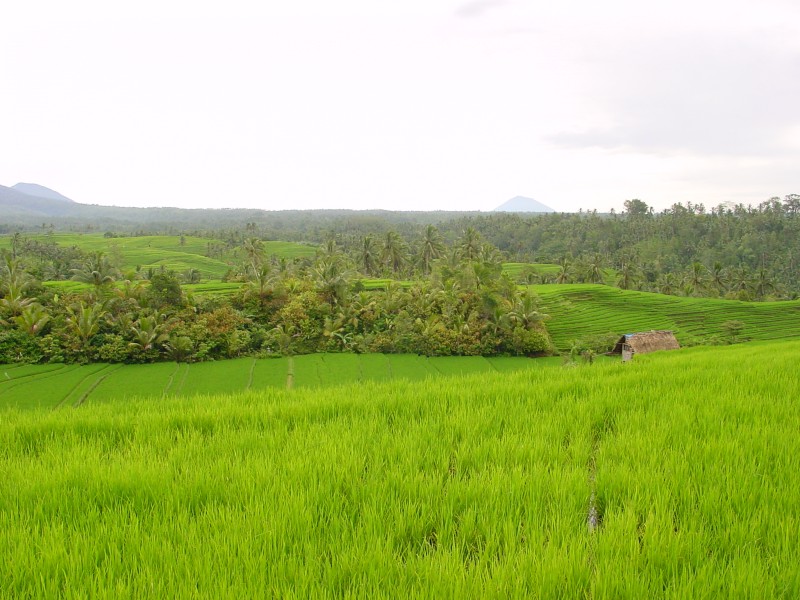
<box><xmin>0</xmin><ymin>184</ymin><xmax>481</xmax><ymax>234</ymax></box>
<box><xmin>0</xmin><ymin>184</ymin><xmax>81</xmax><ymax>219</ymax></box>
<box><xmin>494</xmin><ymin>196</ymin><xmax>554</xmax><ymax>213</ymax></box>
<box><xmin>12</xmin><ymin>183</ymin><xmax>74</xmax><ymax>203</ymax></box>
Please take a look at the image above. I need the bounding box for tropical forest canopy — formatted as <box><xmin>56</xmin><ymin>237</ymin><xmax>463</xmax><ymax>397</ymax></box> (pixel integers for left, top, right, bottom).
<box><xmin>1</xmin><ymin>194</ymin><xmax>798</xmax><ymax>365</ymax></box>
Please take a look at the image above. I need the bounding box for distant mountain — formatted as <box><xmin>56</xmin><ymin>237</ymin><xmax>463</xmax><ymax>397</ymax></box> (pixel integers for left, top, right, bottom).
<box><xmin>0</xmin><ymin>184</ymin><xmax>81</xmax><ymax>219</ymax></box>
<box><xmin>493</xmin><ymin>196</ymin><xmax>554</xmax><ymax>213</ymax></box>
<box><xmin>12</xmin><ymin>182</ymin><xmax>74</xmax><ymax>203</ymax></box>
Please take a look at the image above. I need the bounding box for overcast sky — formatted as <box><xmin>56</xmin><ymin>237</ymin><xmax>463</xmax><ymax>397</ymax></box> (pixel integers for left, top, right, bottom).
<box><xmin>2</xmin><ymin>0</ymin><xmax>798</xmax><ymax>213</ymax></box>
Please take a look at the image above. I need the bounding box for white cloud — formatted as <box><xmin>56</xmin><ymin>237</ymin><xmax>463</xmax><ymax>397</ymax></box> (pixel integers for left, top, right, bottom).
<box><xmin>1</xmin><ymin>0</ymin><xmax>798</xmax><ymax>213</ymax></box>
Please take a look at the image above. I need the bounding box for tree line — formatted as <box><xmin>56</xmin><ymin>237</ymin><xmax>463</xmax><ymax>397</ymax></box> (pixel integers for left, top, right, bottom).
<box><xmin>437</xmin><ymin>196</ymin><xmax>800</xmax><ymax>300</ymax></box>
<box><xmin>0</xmin><ymin>229</ymin><xmax>551</xmax><ymax>364</ymax></box>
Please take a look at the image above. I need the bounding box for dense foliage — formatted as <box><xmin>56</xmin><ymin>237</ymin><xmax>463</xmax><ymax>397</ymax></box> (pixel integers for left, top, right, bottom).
<box><xmin>442</xmin><ymin>196</ymin><xmax>800</xmax><ymax>299</ymax></box>
<box><xmin>0</xmin><ymin>230</ymin><xmax>551</xmax><ymax>364</ymax></box>
<box><xmin>4</xmin><ymin>195</ymin><xmax>799</xmax><ymax>364</ymax></box>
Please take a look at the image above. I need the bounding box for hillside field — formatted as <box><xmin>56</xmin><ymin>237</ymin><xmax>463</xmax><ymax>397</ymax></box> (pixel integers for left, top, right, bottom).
<box><xmin>0</xmin><ymin>233</ymin><xmax>317</xmax><ymax>279</ymax></box>
<box><xmin>535</xmin><ymin>284</ymin><xmax>800</xmax><ymax>351</ymax></box>
<box><xmin>2</xmin><ymin>340</ymin><xmax>799</xmax><ymax>597</ymax></box>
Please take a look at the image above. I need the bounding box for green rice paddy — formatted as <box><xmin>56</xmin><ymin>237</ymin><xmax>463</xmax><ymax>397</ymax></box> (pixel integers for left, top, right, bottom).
<box><xmin>503</xmin><ymin>262</ymin><xmax>560</xmax><ymax>280</ymax></box>
<box><xmin>0</xmin><ymin>233</ymin><xmax>317</xmax><ymax>279</ymax></box>
<box><xmin>0</xmin><ymin>354</ymin><xmax>564</xmax><ymax>410</ymax></box>
<box><xmin>2</xmin><ymin>340</ymin><xmax>799</xmax><ymax>597</ymax></box>
<box><xmin>535</xmin><ymin>284</ymin><xmax>800</xmax><ymax>350</ymax></box>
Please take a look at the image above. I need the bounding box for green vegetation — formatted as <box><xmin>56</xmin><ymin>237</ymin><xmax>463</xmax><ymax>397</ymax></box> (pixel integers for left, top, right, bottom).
<box><xmin>2</xmin><ymin>341</ymin><xmax>799</xmax><ymax>596</ymax></box>
<box><xmin>0</xmin><ymin>354</ymin><xmax>558</xmax><ymax>409</ymax></box>
<box><xmin>4</xmin><ymin>208</ymin><xmax>800</xmax><ymax>366</ymax></box>
<box><xmin>451</xmin><ymin>196</ymin><xmax>800</xmax><ymax>298</ymax></box>
<box><xmin>0</xmin><ymin>233</ymin><xmax>316</xmax><ymax>280</ymax></box>
<box><xmin>1</xmin><ymin>228</ymin><xmax>552</xmax><ymax>364</ymax></box>
<box><xmin>502</xmin><ymin>262</ymin><xmax>561</xmax><ymax>283</ymax></box>
<box><xmin>535</xmin><ymin>284</ymin><xmax>800</xmax><ymax>351</ymax></box>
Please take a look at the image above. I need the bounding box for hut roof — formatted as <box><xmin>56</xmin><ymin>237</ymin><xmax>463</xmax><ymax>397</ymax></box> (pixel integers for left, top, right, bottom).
<box><xmin>612</xmin><ymin>330</ymin><xmax>680</xmax><ymax>354</ymax></box>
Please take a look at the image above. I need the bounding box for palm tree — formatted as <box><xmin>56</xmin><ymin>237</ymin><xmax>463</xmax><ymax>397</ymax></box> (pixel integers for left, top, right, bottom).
<box><xmin>129</xmin><ymin>315</ymin><xmax>168</xmax><ymax>353</ymax></box>
<box><xmin>381</xmin><ymin>231</ymin><xmax>408</xmax><ymax>275</ymax></box>
<box><xmin>657</xmin><ymin>273</ymin><xmax>678</xmax><ymax>295</ymax></box>
<box><xmin>555</xmin><ymin>258</ymin><xmax>572</xmax><ymax>284</ymax></box>
<box><xmin>419</xmin><ymin>225</ymin><xmax>445</xmax><ymax>275</ymax></box>
<box><xmin>458</xmin><ymin>227</ymin><xmax>482</xmax><ymax>262</ymax></box>
<box><xmin>269</xmin><ymin>323</ymin><xmax>297</xmax><ymax>356</ymax></box>
<box><xmin>65</xmin><ymin>301</ymin><xmax>107</xmax><ymax>347</ymax></box>
<box><xmin>244</xmin><ymin>263</ymin><xmax>274</xmax><ymax>299</ymax></box>
<box><xmin>70</xmin><ymin>252</ymin><xmax>120</xmax><ymax>293</ymax></box>
<box><xmin>0</xmin><ymin>257</ymin><xmax>36</xmax><ymax>318</ymax></box>
<box><xmin>13</xmin><ymin>303</ymin><xmax>50</xmax><ymax>336</ymax></box>
<box><xmin>506</xmin><ymin>292</ymin><xmax>547</xmax><ymax>330</ymax></box>
<box><xmin>359</xmin><ymin>235</ymin><xmax>379</xmax><ymax>276</ymax></box>
<box><xmin>242</xmin><ymin>238</ymin><xmax>265</xmax><ymax>270</ymax></box>
<box><xmin>182</xmin><ymin>268</ymin><xmax>202</xmax><ymax>284</ymax></box>
<box><xmin>585</xmin><ymin>254</ymin><xmax>604</xmax><ymax>284</ymax></box>
<box><xmin>616</xmin><ymin>260</ymin><xmax>639</xmax><ymax>290</ymax></box>
<box><xmin>165</xmin><ymin>334</ymin><xmax>194</xmax><ymax>362</ymax></box>
<box><xmin>312</xmin><ymin>257</ymin><xmax>354</xmax><ymax>306</ymax></box>
<box><xmin>729</xmin><ymin>266</ymin><xmax>752</xmax><ymax>297</ymax></box>
<box><xmin>753</xmin><ymin>267</ymin><xmax>776</xmax><ymax>300</ymax></box>
<box><xmin>707</xmin><ymin>261</ymin><xmax>727</xmax><ymax>297</ymax></box>
<box><xmin>683</xmin><ymin>262</ymin><xmax>707</xmax><ymax>296</ymax></box>
<box><xmin>115</xmin><ymin>279</ymin><xmax>147</xmax><ymax>303</ymax></box>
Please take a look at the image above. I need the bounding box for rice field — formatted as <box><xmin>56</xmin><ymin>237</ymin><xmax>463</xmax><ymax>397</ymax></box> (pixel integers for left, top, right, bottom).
<box><xmin>0</xmin><ymin>233</ymin><xmax>317</xmax><ymax>279</ymax></box>
<box><xmin>0</xmin><ymin>354</ymin><xmax>562</xmax><ymax>410</ymax></box>
<box><xmin>534</xmin><ymin>284</ymin><xmax>800</xmax><ymax>351</ymax></box>
<box><xmin>503</xmin><ymin>262</ymin><xmax>561</xmax><ymax>280</ymax></box>
<box><xmin>1</xmin><ymin>340</ymin><xmax>798</xmax><ymax>597</ymax></box>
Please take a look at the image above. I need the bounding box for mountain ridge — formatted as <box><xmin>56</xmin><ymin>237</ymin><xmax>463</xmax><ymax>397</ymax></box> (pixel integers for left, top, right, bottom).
<box><xmin>494</xmin><ymin>196</ymin><xmax>554</xmax><ymax>213</ymax></box>
<box><xmin>12</xmin><ymin>182</ymin><xmax>74</xmax><ymax>203</ymax></box>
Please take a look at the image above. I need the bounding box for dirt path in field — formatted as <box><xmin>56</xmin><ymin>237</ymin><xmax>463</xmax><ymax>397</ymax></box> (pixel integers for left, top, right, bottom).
<box><xmin>246</xmin><ymin>358</ymin><xmax>256</xmax><ymax>390</ymax></box>
<box><xmin>586</xmin><ymin>436</ymin><xmax>600</xmax><ymax>579</ymax></box>
<box><xmin>587</xmin><ymin>435</ymin><xmax>600</xmax><ymax>532</ymax></box>
<box><xmin>162</xmin><ymin>363</ymin><xmax>182</xmax><ymax>397</ymax></box>
<box><xmin>74</xmin><ymin>365</ymin><xmax>123</xmax><ymax>407</ymax></box>
<box><xmin>586</xmin><ymin>411</ymin><xmax>614</xmax><ymax>582</ymax></box>
<box><xmin>286</xmin><ymin>357</ymin><xmax>294</xmax><ymax>389</ymax></box>
<box><xmin>53</xmin><ymin>364</ymin><xmax>119</xmax><ymax>410</ymax></box>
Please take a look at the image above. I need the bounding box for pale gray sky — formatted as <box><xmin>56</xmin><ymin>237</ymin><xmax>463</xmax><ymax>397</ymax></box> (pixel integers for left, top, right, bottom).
<box><xmin>2</xmin><ymin>0</ymin><xmax>798</xmax><ymax>212</ymax></box>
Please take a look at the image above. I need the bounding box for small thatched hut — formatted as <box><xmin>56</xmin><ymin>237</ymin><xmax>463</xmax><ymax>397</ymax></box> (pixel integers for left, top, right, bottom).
<box><xmin>612</xmin><ymin>330</ymin><xmax>680</xmax><ymax>362</ymax></box>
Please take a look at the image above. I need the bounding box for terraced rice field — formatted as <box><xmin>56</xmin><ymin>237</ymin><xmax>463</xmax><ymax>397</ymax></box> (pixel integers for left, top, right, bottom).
<box><xmin>0</xmin><ymin>354</ymin><xmax>560</xmax><ymax>410</ymax></box>
<box><xmin>182</xmin><ymin>281</ymin><xmax>244</xmax><ymax>296</ymax></box>
<box><xmin>534</xmin><ymin>284</ymin><xmax>800</xmax><ymax>350</ymax></box>
<box><xmin>502</xmin><ymin>262</ymin><xmax>560</xmax><ymax>280</ymax></box>
<box><xmin>2</xmin><ymin>340</ymin><xmax>799</xmax><ymax>597</ymax></box>
<box><xmin>0</xmin><ymin>234</ymin><xmax>317</xmax><ymax>279</ymax></box>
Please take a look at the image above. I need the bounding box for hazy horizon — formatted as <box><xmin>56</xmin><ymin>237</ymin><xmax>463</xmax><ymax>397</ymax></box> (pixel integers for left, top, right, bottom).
<box><xmin>2</xmin><ymin>0</ymin><xmax>798</xmax><ymax>214</ymax></box>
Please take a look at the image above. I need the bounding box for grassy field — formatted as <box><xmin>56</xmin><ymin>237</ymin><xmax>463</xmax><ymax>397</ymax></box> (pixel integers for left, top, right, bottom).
<box><xmin>1</xmin><ymin>340</ymin><xmax>798</xmax><ymax>597</ymax></box>
<box><xmin>0</xmin><ymin>354</ymin><xmax>566</xmax><ymax>410</ymax></box>
<box><xmin>0</xmin><ymin>233</ymin><xmax>317</xmax><ymax>279</ymax></box>
<box><xmin>503</xmin><ymin>262</ymin><xmax>560</xmax><ymax>281</ymax></box>
<box><xmin>534</xmin><ymin>283</ymin><xmax>800</xmax><ymax>351</ymax></box>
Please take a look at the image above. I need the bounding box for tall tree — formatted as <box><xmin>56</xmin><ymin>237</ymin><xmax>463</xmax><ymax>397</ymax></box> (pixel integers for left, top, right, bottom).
<box><xmin>458</xmin><ymin>227</ymin><xmax>482</xmax><ymax>262</ymax></box>
<box><xmin>585</xmin><ymin>254</ymin><xmax>605</xmax><ymax>284</ymax></box>
<box><xmin>419</xmin><ymin>225</ymin><xmax>445</xmax><ymax>275</ymax></box>
<box><xmin>707</xmin><ymin>261</ymin><xmax>727</xmax><ymax>297</ymax></box>
<box><xmin>359</xmin><ymin>235</ymin><xmax>379</xmax><ymax>276</ymax></box>
<box><xmin>683</xmin><ymin>262</ymin><xmax>707</xmax><ymax>296</ymax></box>
<box><xmin>381</xmin><ymin>231</ymin><xmax>408</xmax><ymax>275</ymax></box>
